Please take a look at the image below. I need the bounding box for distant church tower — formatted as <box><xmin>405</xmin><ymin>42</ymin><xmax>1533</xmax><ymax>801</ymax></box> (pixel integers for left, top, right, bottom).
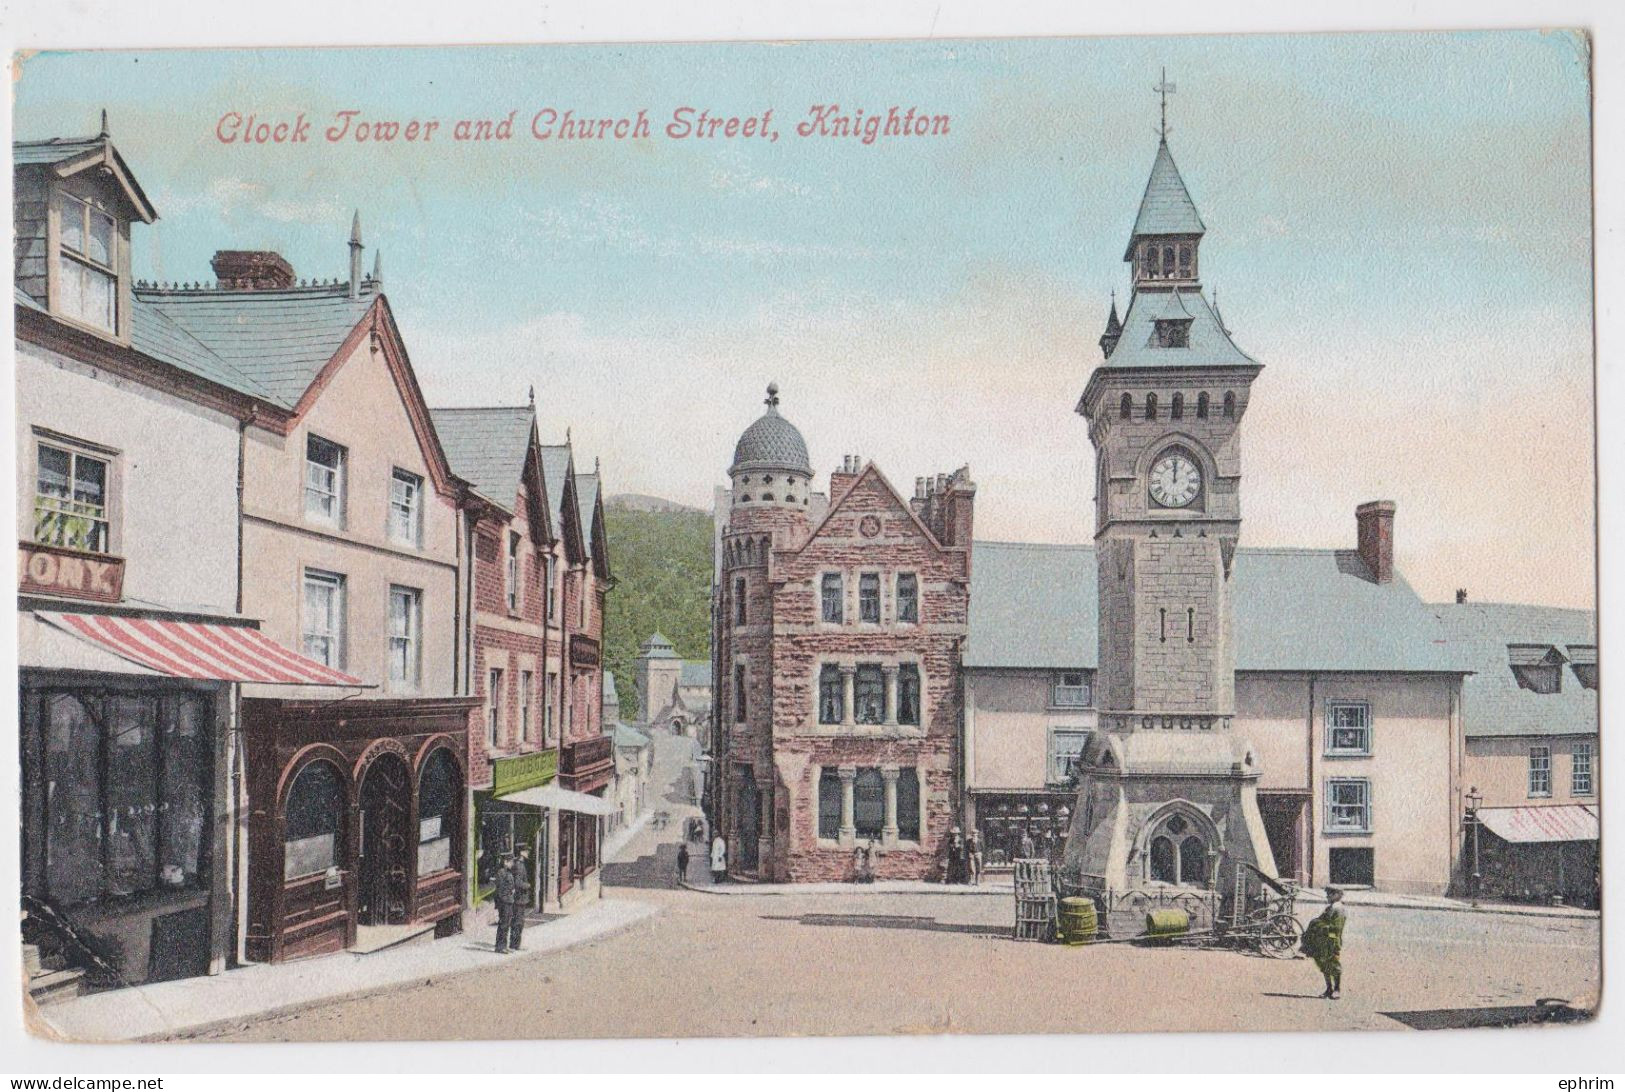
<box><xmin>1063</xmin><ymin>78</ymin><xmax>1277</xmax><ymax>933</ymax></box>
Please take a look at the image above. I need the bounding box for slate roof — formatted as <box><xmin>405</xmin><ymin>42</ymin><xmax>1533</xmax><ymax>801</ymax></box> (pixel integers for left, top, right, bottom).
<box><xmin>965</xmin><ymin>541</ymin><xmax>1470</xmax><ymax>674</ymax></box>
<box><xmin>680</xmin><ymin>661</ymin><xmax>713</xmax><ymax>688</ymax></box>
<box><xmin>428</xmin><ymin>406</ymin><xmax>534</xmax><ymax>509</ymax></box>
<box><xmin>539</xmin><ymin>445</ymin><xmax>574</xmax><ymax>532</ymax></box>
<box><xmin>575</xmin><ymin>472</ymin><xmax>600</xmax><ymax>558</ymax></box>
<box><xmin>16</xmin><ymin>284</ymin><xmax>284</xmax><ymax>403</ymax></box>
<box><xmin>1126</xmin><ymin>138</ymin><xmax>1206</xmax><ymax>254</ymax></box>
<box><xmin>1430</xmin><ymin>602</ymin><xmax>1597</xmax><ymax>739</ymax></box>
<box><xmin>131</xmin><ymin>282</ymin><xmax>378</xmax><ymax>409</ymax></box>
<box><xmin>730</xmin><ymin>403</ymin><xmax>812</xmax><ymax>476</ymax></box>
<box><xmin>14</xmin><ymin>137</ymin><xmax>106</xmax><ymax>166</ymax></box>
<box><xmin>1102</xmin><ymin>286</ymin><xmax>1256</xmax><ymax>370</ymax></box>
<box><xmin>640</xmin><ymin>632</ymin><xmax>678</xmax><ymax>658</ymax></box>
<box><xmin>613</xmin><ymin>722</ymin><xmax>652</xmax><ymax>749</ymax></box>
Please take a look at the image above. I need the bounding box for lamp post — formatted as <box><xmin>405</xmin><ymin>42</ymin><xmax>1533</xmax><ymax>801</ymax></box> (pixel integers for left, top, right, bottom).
<box><xmin>1466</xmin><ymin>785</ymin><xmax>1483</xmax><ymax>908</ymax></box>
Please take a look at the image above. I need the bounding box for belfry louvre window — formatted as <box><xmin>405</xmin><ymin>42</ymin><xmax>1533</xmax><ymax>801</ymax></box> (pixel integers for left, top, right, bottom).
<box><xmin>304</xmin><ymin>435</ymin><xmax>346</xmax><ymax>525</ymax></box>
<box><xmin>35</xmin><ymin>441</ymin><xmax>110</xmax><ymax>553</ymax></box>
<box><xmin>855</xmin><ymin>665</ymin><xmax>886</xmax><ymax>725</ymax></box>
<box><xmin>1326</xmin><ymin>779</ymin><xmax>1371</xmax><ymax>833</ymax></box>
<box><xmin>1154</xmin><ymin>319</ymin><xmax>1192</xmax><ymax>348</ymax></box>
<box><xmin>56</xmin><ymin>192</ymin><xmax>118</xmax><ymax>333</ymax></box>
<box><xmin>1529</xmin><ymin>746</ymin><xmax>1552</xmax><ymax>798</ymax></box>
<box><xmin>896</xmin><ymin>573</ymin><xmax>919</xmax><ymax>623</ymax></box>
<box><xmin>818</xmin><ymin>665</ymin><xmax>844</xmax><ymax>725</ymax></box>
<box><xmin>1326</xmin><ymin>702</ymin><xmax>1371</xmax><ymax>755</ymax></box>
<box><xmin>821</xmin><ymin>573</ymin><xmax>844</xmax><ymax>623</ymax></box>
<box><xmin>859</xmin><ymin>574</ymin><xmax>881</xmax><ymax>623</ymax></box>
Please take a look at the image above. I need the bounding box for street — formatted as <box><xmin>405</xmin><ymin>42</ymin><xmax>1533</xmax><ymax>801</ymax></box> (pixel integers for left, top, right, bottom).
<box><xmin>179</xmin><ymin>732</ymin><xmax>1600</xmax><ymax>1041</ymax></box>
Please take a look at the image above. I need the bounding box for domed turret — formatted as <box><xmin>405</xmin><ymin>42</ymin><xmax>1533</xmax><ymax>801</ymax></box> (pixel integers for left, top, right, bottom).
<box><xmin>730</xmin><ymin>383</ymin><xmax>813</xmax><ymax>510</ymax></box>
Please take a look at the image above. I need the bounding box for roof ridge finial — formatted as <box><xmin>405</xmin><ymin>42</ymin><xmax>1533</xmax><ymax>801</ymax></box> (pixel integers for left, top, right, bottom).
<box><xmin>765</xmin><ymin>381</ymin><xmax>780</xmax><ymax>411</ymax></box>
<box><xmin>98</xmin><ymin>108</ymin><xmax>109</xmax><ymax>139</ymax></box>
<box><xmin>1154</xmin><ymin>67</ymin><xmax>1176</xmax><ymax>141</ymax></box>
<box><xmin>372</xmin><ymin>248</ymin><xmax>382</xmax><ymax>285</ymax></box>
<box><xmin>566</xmin><ymin>426</ymin><xmax>572</xmax><ymax>444</ymax></box>
<box><xmin>528</xmin><ymin>384</ymin><xmax>535</xmax><ymax>407</ymax></box>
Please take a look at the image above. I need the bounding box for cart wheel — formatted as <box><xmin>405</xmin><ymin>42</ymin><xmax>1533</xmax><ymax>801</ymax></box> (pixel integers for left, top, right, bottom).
<box><xmin>1260</xmin><ymin>915</ymin><xmax>1302</xmax><ymax>958</ymax></box>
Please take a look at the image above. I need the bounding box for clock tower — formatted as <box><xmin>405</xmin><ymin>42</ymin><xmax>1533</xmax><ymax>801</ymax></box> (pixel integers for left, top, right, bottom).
<box><xmin>1062</xmin><ymin>97</ymin><xmax>1277</xmax><ymax>933</ymax></box>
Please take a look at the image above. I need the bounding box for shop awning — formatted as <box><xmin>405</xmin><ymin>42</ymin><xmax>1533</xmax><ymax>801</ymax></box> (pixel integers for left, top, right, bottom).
<box><xmin>1477</xmin><ymin>804</ymin><xmax>1598</xmax><ymax>844</ymax></box>
<box><xmin>36</xmin><ymin>611</ymin><xmax>366</xmax><ymax>687</ymax></box>
<box><xmin>502</xmin><ymin>783</ymin><xmax>618</xmax><ymax>816</ymax></box>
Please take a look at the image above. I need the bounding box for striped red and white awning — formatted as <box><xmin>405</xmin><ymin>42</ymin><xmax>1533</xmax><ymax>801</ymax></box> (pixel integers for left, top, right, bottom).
<box><xmin>36</xmin><ymin>611</ymin><xmax>366</xmax><ymax>687</ymax></box>
<box><xmin>1477</xmin><ymin>804</ymin><xmax>1598</xmax><ymax>845</ymax></box>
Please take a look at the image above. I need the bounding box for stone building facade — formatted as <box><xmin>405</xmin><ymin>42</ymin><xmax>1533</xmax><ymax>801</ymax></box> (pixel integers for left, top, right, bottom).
<box><xmin>713</xmin><ymin>386</ymin><xmax>974</xmax><ymax>882</ymax></box>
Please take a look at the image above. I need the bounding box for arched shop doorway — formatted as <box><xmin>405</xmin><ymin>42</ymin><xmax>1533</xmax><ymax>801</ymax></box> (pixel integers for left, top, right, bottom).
<box><xmin>358</xmin><ymin>753</ymin><xmax>412</xmax><ymax>926</ymax></box>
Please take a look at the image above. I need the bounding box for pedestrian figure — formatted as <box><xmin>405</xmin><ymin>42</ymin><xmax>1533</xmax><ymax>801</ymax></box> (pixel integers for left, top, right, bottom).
<box><xmin>945</xmin><ymin>826</ymin><xmax>966</xmax><ymax>884</ymax></box>
<box><xmin>493</xmin><ymin>853</ymin><xmax>523</xmax><ymax>954</ymax></box>
<box><xmin>710</xmin><ymin>833</ymin><xmax>727</xmax><ymax>884</ymax></box>
<box><xmin>676</xmin><ymin>842</ymin><xmax>691</xmax><ymax>887</ymax></box>
<box><xmin>968</xmin><ymin>830</ymin><xmax>984</xmax><ymax>886</ymax></box>
<box><xmin>1301</xmin><ymin>886</ymin><xmax>1347</xmax><ymax>999</ymax></box>
<box><xmin>1019</xmin><ymin>827</ymin><xmax>1036</xmax><ymax>860</ymax></box>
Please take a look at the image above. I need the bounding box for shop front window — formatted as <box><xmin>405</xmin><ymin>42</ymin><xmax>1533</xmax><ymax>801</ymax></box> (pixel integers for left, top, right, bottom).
<box><xmin>417</xmin><ymin>749</ymin><xmax>459</xmax><ymax>876</ymax></box>
<box><xmin>284</xmin><ymin>760</ymin><xmax>345</xmax><ymax>881</ymax></box>
<box><xmin>38</xmin><ymin>689</ymin><xmax>213</xmax><ymax>904</ymax></box>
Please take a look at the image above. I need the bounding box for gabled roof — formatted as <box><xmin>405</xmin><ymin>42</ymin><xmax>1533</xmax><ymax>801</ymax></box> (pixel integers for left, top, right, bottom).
<box><xmin>1101</xmin><ymin>286</ymin><xmax>1255</xmax><ymax>370</ymax></box>
<box><xmin>133</xmin><ymin>281</ymin><xmax>379</xmax><ymax>409</ymax></box>
<box><xmin>680</xmin><ymin>661</ymin><xmax>713</xmax><ymax>688</ymax></box>
<box><xmin>1125</xmin><ymin>138</ymin><xmax>1205</xmax><ymax>257</ymax></box>
<box><xmin>801</xmin><ymin>461</ymin><xmax>947</xmax><ymax>553</ymax></box>
<box><xmin>15</xmin><ymin>134</ymin><xmax>157</xmax><ymax>223</ymax></box>
<box><xmin>429</xmin><ymin>406</ymin><xmax>535</xmax><ymax>510</ymax></box>
<box><xmin>966</xmin><ymin>541</ymin><xmax>1471</xmax><ymax>674</ymax></box>
<box><xmin>575</xmin><ymin>472</ymin><xmax>600</xmax><ymax>558</ymax></box>
<box><xmin>1431</xmin><ymin>602</ymin><xmax>1597</xmax><ymax>739</ymax></box>
<box><xmin>539</xmin><ymin>445</ymin><xmax>575</xmax><ymax>533</ymax></box>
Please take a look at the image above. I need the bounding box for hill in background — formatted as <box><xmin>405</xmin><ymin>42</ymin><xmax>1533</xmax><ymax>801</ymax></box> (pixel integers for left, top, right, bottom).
<box><xmin>603</xmin><ymin>496</ymin><xmax>714</xmax><ymax>722</ymax></box>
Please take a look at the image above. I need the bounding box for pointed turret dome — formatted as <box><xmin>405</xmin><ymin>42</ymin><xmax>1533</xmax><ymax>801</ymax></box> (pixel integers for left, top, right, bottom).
<box><xmin>1099</xmin><ymin>295</ymin><xmax>1124</xmax><ymax>359</ymax></box>
<box><xmin>1124</xmin><ymin>138</ymin><xmax>1206</xmax><ymax>260</ymax></box>
<box><xmin>729</xmin><ymin>383</ymin><xmax>812</xmax><ymax>477</ymax></box>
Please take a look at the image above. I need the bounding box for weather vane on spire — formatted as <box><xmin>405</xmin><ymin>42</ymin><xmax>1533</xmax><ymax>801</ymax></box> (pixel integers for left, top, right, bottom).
<box><xmin>765</xmin><ymin>381</ymin><xmax>780</xmax><ymax>409</ymax></box>
<box><xmin>1154</xmin><ymin>67</ymin><xmax>1177</xmax><ymax>139</ymax></box>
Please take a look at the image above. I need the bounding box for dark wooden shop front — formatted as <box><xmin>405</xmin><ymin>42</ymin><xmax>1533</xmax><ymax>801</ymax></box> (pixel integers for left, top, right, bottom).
<box><xmin>243</xmin><ymin>696</ymin><xmax>478</xmax><ymax>963</ymax></box>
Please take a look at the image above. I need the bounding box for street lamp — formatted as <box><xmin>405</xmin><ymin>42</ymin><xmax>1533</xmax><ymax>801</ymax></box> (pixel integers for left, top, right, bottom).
<box><xmin>1466</xmin><ymin>785</ymin><xmax>1483</xmax><ymax>908</ymax></box>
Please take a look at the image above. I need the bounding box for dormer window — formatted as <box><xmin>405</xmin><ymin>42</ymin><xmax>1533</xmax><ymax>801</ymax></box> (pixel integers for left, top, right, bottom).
<box><xmin>1509</xmin><ymin>644</ymin><xmax>1565</xmax><ymax>695</ymax></box>
<box><xmin>1567</xmin><ymin>645</ymin><xmax>1597</xmax><ymax>690</ymax></box>
<box><xmin>56</xmin><ymin>192</ymin><xmax>119</xmax><ymax>334</ymax></box>
<box><xmin>1154</xmin><ymin>319</ymin><xmax>1192</xmax><ymax>348</ymax></box>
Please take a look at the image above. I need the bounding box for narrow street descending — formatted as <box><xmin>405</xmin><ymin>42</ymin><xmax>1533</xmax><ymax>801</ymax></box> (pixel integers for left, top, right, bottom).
<box><xmin>186</xmin><ymin>734</ymin><xmax>1601</xmax><ymax>1042</ymax></box>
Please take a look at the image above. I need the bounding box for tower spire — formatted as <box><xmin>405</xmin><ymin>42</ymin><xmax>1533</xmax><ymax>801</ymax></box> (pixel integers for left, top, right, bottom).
<box><xmin>1154</xmin><ymin>67</ymin><xmax>1176</xmax><ymax>140</ymax></box>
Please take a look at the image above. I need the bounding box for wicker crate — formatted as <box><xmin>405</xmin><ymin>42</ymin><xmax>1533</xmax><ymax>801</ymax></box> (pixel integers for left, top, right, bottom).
<box><xmin>1013</xmin><ymin>892</ymin><xmax>1057</xmax><ymax>942</ymax></box>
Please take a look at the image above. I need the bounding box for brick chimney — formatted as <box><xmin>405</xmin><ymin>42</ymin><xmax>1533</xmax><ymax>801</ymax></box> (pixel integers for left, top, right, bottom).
<box><xmin>829</xmin><ymin>455</ymin><xmax>862</xmax><ymax>503</ymax></box>
<box><xmin>1456</xmin><ymin>588</ymin><xmax>1468</xmax><ymax>604</ymax></box>
<box><xmin>1356</xmin><ymin>500</ymin><xmax>1396</xmax><ymax>584</ymax></box>
<box><xmin>211</xmin><ymin>250</ymin><xmax>295</xmax><ymax>290</ymax></box>
<box><xmin>940</xmin><ymin>466</ymin><xmax>976</xmax><ymax>548</ymax></box>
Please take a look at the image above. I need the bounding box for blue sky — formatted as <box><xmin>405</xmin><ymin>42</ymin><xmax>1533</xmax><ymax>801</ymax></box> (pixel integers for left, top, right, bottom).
<box><xmin>14</xmin><ymin>30</ymin><xmax>1594</xmax><ymax>606</ymax></box>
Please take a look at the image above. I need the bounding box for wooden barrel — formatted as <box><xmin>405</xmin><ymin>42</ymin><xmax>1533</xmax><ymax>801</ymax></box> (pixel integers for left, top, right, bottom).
<box><xmin>1057</xmin><ymin>897</ymin><xmax>1098</xmax><ymax>945</ymax></box>
<box><xmin>1144</xmin><ymin>908</ymin><xmax>1190</xmax><ymax>939</ymax></box>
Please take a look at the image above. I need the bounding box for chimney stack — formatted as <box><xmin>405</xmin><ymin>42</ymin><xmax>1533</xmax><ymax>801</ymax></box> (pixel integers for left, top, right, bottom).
<box><xmin>829</xmin><ymin>454</ymin><xmax>862</xmax><ymax>502</ymax></box>
<box><xmin>1355</xmin><ymin>500</ymin><xmax>1396</xmax><ymax>585</ymax></box>
<box><xmin>210</xmin><ymin>250</ymin><xmax>295</xmax><ymax>291</ymax></box>
<box><xmin>1456</xmin><ymin>588</ymin><xmax>1468</xmax><ymax>604</ymax></box>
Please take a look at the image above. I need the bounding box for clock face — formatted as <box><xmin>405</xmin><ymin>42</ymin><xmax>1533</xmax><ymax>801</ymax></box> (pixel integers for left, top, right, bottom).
<box><xmin>1149</xmin><ymin>452</ymin><xmax>1202</xmax><ymax>508</ymax></box>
